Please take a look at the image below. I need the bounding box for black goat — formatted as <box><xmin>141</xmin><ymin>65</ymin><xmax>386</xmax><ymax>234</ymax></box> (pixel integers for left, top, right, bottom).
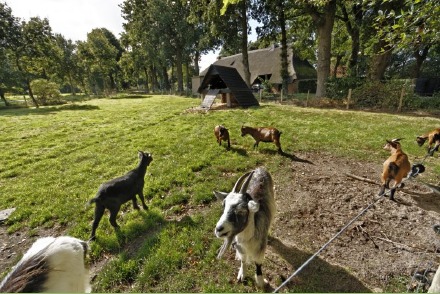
<box><xmin>88</xmin><ymin>151</ymin><xmax>153</xmax><ymax>241</ymax></box>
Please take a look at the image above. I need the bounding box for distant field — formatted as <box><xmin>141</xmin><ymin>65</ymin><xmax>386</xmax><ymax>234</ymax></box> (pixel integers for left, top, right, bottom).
<box><xmin>0</xmin><ymin>95</ymin><xmax>439</xmax><ymax>292</ymax></box>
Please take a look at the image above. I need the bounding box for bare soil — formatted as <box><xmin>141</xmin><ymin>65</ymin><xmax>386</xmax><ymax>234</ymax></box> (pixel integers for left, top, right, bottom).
<box><xmin>1</xmin><ymin>151</ymin><xmax>440</xmax><ymax>292</ymax></box>
<box><xmin>263</xmin><ymin>151</ymin><xmax>440</xmax><ymax>292</ymax></box>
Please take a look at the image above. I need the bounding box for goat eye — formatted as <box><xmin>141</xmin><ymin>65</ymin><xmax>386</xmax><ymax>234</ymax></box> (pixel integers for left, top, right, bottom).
<box><xmin>236</xmin><ymin>208</ymin><xmax>247</xmax><ymax>215</ymax></box>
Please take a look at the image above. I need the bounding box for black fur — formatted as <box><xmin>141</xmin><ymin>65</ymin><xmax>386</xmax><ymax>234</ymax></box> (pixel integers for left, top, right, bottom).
<box><xmin>89</xmin><ymin>151</ymin><xmax>152</xmax><ymax>241</ymax></box>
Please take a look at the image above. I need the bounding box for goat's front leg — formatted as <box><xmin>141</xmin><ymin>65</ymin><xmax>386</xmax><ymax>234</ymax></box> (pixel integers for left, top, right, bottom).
<box><xmin>131</xmin><ymin>197</ymin><xmax>141</xmax><ymax>210</ymax></box>
<box><xmin>137</xmin><ymin>192</ymin><xmax>148</xmax><ymax>210</ymax></box>
<box><xmin>255</xmin><ymin>263</ymin><xmax>264</xmax><ymax>288</ymax></box>
<box><xmin>237</xmin><ymin>260</ymin><xmax>247</xmax><ymax>282</ymax></box>
<box><xmin>108</xmin><ymin>205</ymin><xmax>121</xmax><ymax>229</ymax></box>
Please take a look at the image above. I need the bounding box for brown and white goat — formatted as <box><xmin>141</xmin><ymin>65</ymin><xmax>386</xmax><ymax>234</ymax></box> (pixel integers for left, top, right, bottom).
<box><xmin>214</xmin><ymin>125</ymin><xmax>230</xmax><ymax>149</ymax></box>
<box><xmin>241</xmin><ymin>125</ymin><xmax>282</xmax><ymax>153</ymax></box>
<box><xmin>416</xmin><ymin>128</ymin><xmax>440</xmax><ymax>155</ymax></box>
<box><xmin>378</xmin><ymin>138</ymin><xmax>411</xmax><ymax>200</ymax></box>
<box><xmin>214</xmin><ymin>167</ymin><xmax>276</xmax><ymax>288</ymax></box>
<box><xmin>0</xmin><ymin>236</ymin><xmax>91</xmax><ymax>293</ymax></box>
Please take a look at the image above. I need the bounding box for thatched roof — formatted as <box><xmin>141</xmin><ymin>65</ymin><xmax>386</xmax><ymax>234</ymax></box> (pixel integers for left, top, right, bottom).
<box><xmin>200</xmin><ymin>46</ymin><xmax>316</xmax><ymax>84</ymax></box>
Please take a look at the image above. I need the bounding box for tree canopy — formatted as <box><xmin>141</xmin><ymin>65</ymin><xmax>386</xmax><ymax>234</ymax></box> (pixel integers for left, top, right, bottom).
<box><xmin>1</xmin><ymin>0</ymin><xmax>439</xmax><ymax>105</ymax></box>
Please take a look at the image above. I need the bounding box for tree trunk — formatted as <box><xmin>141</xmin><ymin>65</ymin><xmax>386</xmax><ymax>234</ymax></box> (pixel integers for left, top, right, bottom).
<box><xmin>143</xmin><ymin>66</ymin><xmax>150</xmax><ymax>93</ymax></box>
<box><xmin>162</xmin><ymin>66</ymin><xmax>170</xmax><ymax>91</ymax></box>
<box><xmin>0</xmin><ymin>90</ymin><xmax>10</xmax><ymax>106</ymax></box>
<box><xmin>149</xmin><ymin>65</ymin><xmax>159</xmax><ymax>92</ymax></box>
<box><xmin>368</xmin><ymin>44</ymin><xmax>392</xmax><ymax>81</ymax></box>
<box><xmin>68</xmin><ymin>73</ymin><xmax>76</xmax><ymax>96</ymax></box>
<box><xmin>412</xmin><ymin>46</ymin><xmax>429</xmax><ymax>79</ymax></box>
<box><xmin>279</xmin><ymin>0</ymin><xmax>289</xmax><ymax>95</ymax></box>
<box><xmin>333</xmin><ymin>55</ymin><xmax>343</xmax><ymax>77</ymax></box>
<box><xmin>240</xmin><ymin>0</ymin><xmax>251</xmax><ymax>87</ymax></box>
<box><xmin>185</xmin><ymin>60</ymin><xmax>190</xmax><ymax>93</ymax></box>
<box><xmin>176</xmin><ymin>48</ymin><xmax>184</xmax><ymax>94</ymax></box>
<box><xmin>310</xmin><ymin>0</ymin><xmax>336</xmax><ymax>98</ymax></box>
<box><xmin>194</xmin><ymin>51</ymin><xmax>200</xmax><ymax>76</ymax></box>
<box><xmin>27</xmin><ymin>79</ymin><xmax>39</xmax><ymax>108</ymax></box>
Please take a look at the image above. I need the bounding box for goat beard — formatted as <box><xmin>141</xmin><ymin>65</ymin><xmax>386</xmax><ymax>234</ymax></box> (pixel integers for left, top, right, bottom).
<box><xmin>217</xmin><ymin>235</ymin><xmax>234</xmax><ymax>259</ymax></box>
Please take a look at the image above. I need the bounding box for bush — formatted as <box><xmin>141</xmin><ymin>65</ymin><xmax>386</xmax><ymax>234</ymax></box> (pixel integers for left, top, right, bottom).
<box><xmin>298</xmin><ymin>79</ymin><xmax>317</xmax><ymax>93</ymax></box>
<box><xmin>30</xmin><ymin>79</ymin><xmax>62</xmax><ymax>105</ymax></box>
<box><xmin>351</xmin><ymin>79</ymin><xmax>414</xmax><ymax>110</ymax></box>
<box><xmin>326</xmin><ymin>77</ymin><xmax>364</xmax><ymax>99</ymax></box>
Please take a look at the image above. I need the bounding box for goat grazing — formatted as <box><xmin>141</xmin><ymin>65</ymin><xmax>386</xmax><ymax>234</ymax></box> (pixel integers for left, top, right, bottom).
<box><xmin>88</xmin><ymin>151</ymin><xmax>153</xmax><ymax>241</ymax></box>
<box><xmin>416</xmin><ymin>128</ymin><xmax>440</xmax><ymax>155</ymax></box>
<box><xmin>0</xmin><ymin>236</ymin><xmax>91</xmax><ymax>293</ymax></box>
<box><xmin>214</xmin><ymin>125</ymin><xmax>230</xmax><ymax>149</ymax></box>
<box><xmin>241</xmin><ymin>125</ymin><xmax>282</xmax><ymax>153</ymax></box>
<box><xmin>378</xmin><ymin>138</ymin><xmax>411</xmax><ymax>201</ymax></box>
<box><xmin>214</xmin><ymin>167</ymin><xmax>276</xmax><ymax>288</ymax></box>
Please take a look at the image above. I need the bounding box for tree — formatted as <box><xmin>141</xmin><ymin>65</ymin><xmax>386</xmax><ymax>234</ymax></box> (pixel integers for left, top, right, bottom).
<box><xmin>303</xmin><ymin>0</ymin><xmax>337</xmax><ymax>98</ymax></box>
<box><xmin>0</xmin><ymin>2</ymin><xmax>22</xmax><ymax>106</ymax></box>
<box><xmin>251</xmin><ymin>0</ymin><xmax>292</xmax><ymax>94</ymax></box>
<box><xmin>13</xmin><ymin>17</ymin><xmax>57</xmax><ymax>107</ymax></box>
<box><xmin>80</xmin><ymin>28</ymin><xmax>121</xmax><ymax>95</ymax></box>
<box><xmin>221</xmin><ymin>0</ymin><xmax>252</xmax><ymax>87</ymax></box>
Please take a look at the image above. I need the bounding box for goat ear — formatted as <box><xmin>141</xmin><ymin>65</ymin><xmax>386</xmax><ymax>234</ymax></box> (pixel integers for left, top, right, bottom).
<box><xmin>213</xmin><ymin>191</ymin><xmax>228</xmax><ymax>201</ymax></box>
<box><xmin>248</xmin><ymin>200</ymin><xmax>260</xmax><ymax>213</ymax></box>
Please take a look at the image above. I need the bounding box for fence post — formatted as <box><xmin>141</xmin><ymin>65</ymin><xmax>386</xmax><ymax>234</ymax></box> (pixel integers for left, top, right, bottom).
<box><xmin>397</xmin><ymin>87</ymin><xmax>405</xmax><ymax>112</ymax></box>
<box><xmin>346</xmin><ymin>88</ymin><xmax>352</xmax><ymax>110</ymax></box>
<box><xmin>281</xmin><ymin>90</ymin><xmax>283</xmax><ymax>102</ymax></box>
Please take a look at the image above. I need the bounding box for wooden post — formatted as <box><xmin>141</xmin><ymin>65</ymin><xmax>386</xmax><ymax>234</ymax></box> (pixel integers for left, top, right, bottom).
<box><xmin>346</xmin><ymin>88</ymin><xmax>352</xmax><ymax>110</ymax></box>
<box><xmin>398</xmin><ymin>87</ymin><xmax>404</xmax><ymax>112</ymax></box>
<box><xmin>281</xmin><ymin>89</ymin><xmax>283</xmax><ymax>103</ymax></box>
<box><xmin>259</xmin><ymin>89</ymin><xmax>262</xmax><ymax>102</ymax></box>
<box><xmin>306</xmin><ymin>90</ymin><xmax>310</xmax><ymax>107</ymax></box>
<box><xmin>226</xmin><ymin>93</ymin><xmax>232</xmax><ymax>107</ymax></box>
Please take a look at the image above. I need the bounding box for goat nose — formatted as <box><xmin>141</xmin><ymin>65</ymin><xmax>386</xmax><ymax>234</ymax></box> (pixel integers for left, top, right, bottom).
<box><xmin>215</xmin><ymin>225</ymin><xmax>224</xmax><ymax>233</ymax></box>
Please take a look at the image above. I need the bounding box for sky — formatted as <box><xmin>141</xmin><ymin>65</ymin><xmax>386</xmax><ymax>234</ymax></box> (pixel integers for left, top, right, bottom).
<box><xmin>5</xmin><ymin>0</ymin><xmax>255</xmax><ymax>72</ymax></box>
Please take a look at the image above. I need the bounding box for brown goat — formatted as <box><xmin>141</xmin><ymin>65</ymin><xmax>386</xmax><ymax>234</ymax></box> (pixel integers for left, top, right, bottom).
<box><xmin>416</xmin><ymin>128</ymin><xmax>440</xmax><ymax>155</ymax></box>
<box><xmin>214</xmin><ymin>125</ymin><xmax>230</xmax><ymax>149</ymax></box>
<box><xmin>379</xmin><ymin>138</ymin><xmax>411</xmax><ymax>201</ymax></box>
<box><xmin>241</xmin><ymin>126</ymin><xmax>282</xmax><ymax>153</ymax></box>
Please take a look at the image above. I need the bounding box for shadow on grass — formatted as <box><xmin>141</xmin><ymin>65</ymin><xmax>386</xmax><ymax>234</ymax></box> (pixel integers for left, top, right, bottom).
<box><xmin>229</xmin><ymin>146</ymin><xmax>248</xmax><ymax>156</ymax></box>
<box><xmin>0</xmin><ymin>103</ymin><xmax>100</xmax><ymax>116</ymax></box>
<box><xmin>268</xmin><ymin>236</ymin><xmax>371</xmax><ymax>292</ymax></box>
<box><xmin>258</xmin><ymin>149</ymin><xmax>314</xmax><ymax>164</ymax></box>
<box><xmin>280</xmin><ymin>151</ymin><xmax>314</xmax><ymax>164</ymax></box>
<box><xmin>110</xmin><ymin>95</ymin><xmax>154</xmax><ymax>99</ymax></box>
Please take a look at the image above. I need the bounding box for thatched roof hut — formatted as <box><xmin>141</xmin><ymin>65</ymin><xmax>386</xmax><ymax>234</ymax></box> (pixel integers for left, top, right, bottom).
<box><xmin>196</xmin><ymin>45</ymin><xmax>316</xmax><ymax>94</ymax></box>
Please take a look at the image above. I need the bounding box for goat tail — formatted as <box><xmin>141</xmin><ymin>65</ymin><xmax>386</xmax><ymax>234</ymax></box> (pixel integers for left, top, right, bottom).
<box><xmin>85</xmin><ymin>198</ymin><xmax>98</xmax><ymax>209</ymax></box>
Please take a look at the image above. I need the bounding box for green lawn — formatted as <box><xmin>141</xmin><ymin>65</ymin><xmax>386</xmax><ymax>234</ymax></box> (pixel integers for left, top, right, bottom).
<box><xmin>1</xmin><ymin>95</ymin><xmax>439</xmax><ymax>292</ymax></box>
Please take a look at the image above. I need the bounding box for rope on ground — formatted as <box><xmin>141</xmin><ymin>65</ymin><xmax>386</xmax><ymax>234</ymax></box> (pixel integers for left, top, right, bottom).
<box><xmin>273</xmin><ymin>159</ymin><xmax>428</xmax><ymax>293</ymax></box>
<box><xmin>273</xmin><ymin>194</ymin><xmax>385</xmax><ymax>293</ymax></box>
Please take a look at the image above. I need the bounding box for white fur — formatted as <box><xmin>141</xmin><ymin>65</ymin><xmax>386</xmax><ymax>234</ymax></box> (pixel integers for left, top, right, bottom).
<box><xmin>1</xmin><ymin>236</ymin><xmax>91</xmax><ymax>293</ymax></box>
<box><xmin>214</xmin><ymin>167</ymin><xmax>275</xmax><ymax>288</ymax></box>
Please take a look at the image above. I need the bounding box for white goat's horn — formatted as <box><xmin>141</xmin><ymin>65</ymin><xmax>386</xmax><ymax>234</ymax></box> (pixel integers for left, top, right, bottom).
<box><xmin>238</xmin><ymin>171</ymin><xmax>255</xmax><ymax>194</ymax></box>
<box><xmin>232</xmin><ymin>171</ymin><xmax>252</xmax><ymax>193</ymax></box>
<box><xmin>239</xmin><ymin>171</ymin><xmax>254</xmax><ymax>194</ymax></box>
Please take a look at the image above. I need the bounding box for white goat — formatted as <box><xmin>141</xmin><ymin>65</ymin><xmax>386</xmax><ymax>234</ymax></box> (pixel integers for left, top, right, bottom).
<box><xmin>214</xmin><ymin>167</ymin><xmax>276</xmax><ymax>288</ymax></box>
<box><xmin>0</xmin><ymin>236</ymin><xmax>91</xmax><ymax>293</ymax></box>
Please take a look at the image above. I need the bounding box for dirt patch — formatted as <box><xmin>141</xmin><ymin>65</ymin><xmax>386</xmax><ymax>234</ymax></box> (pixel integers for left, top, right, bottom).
<box><xmin>1</xmin><ymin>151</ymin><xmax>440</xmax><ymax>292</ymax></box>
<box><xmin>263</xmin><ymin>151</ymin><xmax>440</xmax><ymax>292</ymax></box>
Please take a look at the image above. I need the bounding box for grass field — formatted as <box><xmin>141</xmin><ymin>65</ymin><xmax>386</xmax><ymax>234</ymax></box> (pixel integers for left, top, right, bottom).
<box><xmin>1</xmin><ymin>94</ymin><xmax>439</xmax><ymax>292</ymax></box>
